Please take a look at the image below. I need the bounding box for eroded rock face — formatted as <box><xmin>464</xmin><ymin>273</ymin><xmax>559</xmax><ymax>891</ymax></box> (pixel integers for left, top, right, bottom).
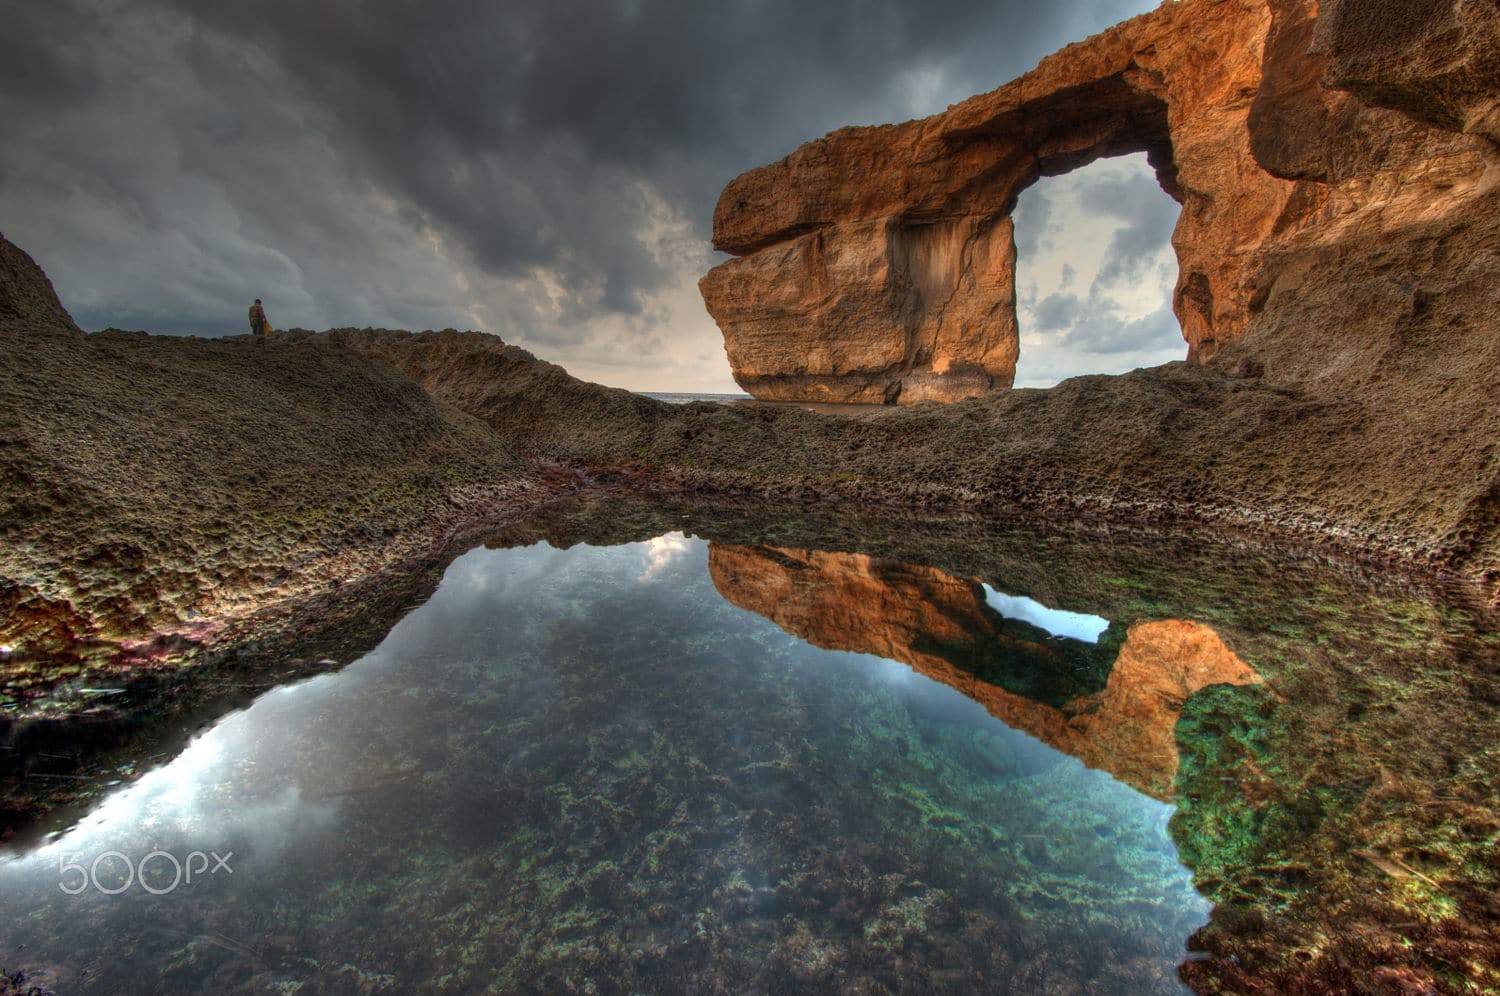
<box><xmin>705</xmin><ymin>216</ymin><xmax>1020</xmax><ymax>403</ymax></box>
<box><xmin>708</xmin><ymin>543</ymin><xmax>1260</xmax><ymax>799</ymax></box>
<box><xmin>1316</xmin><ymin>0</ymin><xmax>1500</xmax><ymax>145</ymax></box>
<box><xmin>698</xmin><ymin>0</ymin><xmax>1498</xmax><ymax>403</ymax></box>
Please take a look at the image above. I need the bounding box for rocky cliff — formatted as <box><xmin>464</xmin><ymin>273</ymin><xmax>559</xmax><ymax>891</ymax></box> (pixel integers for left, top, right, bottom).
<box><xmin>700</xmin><ymin>0</ymin><xmax>1499</xmax><ymax>404</ymax></box>
<box><xmin>0</xmin><ymin>234</ymin><xmax>81</xmax><ymax>336</ymax></box>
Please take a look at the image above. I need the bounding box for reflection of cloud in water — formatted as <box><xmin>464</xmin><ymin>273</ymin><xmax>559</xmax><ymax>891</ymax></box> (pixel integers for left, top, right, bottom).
<box><xmin>982</xmin><ymin>585</ymin><xmax>1110</xmax><ymax>642</ymax></box>
<box><xmin>867</xmin><ymin>654</ymin><xmax>922</xmax><ymax>688</ymax></box>
<box><xmin>12</xmin><ymin>694</ymin><xmax>340</xmax><ymax>878</ymax></box>
<box><xmin>640</xmin><ymin>532</ymin><xmax>691</xmax><ymax>581</ymax></box>
<box><xmin>444</xmin><ymin>541</ymin><xmax>569</xmax><ymax>598</ymax></box>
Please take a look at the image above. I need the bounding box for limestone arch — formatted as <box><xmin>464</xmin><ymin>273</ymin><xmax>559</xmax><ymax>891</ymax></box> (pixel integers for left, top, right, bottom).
<box><xmin>891</xmin><ymin>85</ymin><xmax>1192</xmax><ymax>400</ymax></box>
<box><xmin>700</xmin><ymin>0</ymin><xmax>1296</xmax><ymax>404</ymax></box>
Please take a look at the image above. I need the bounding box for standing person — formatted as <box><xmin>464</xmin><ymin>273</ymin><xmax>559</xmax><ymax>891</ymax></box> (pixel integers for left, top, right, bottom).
<box><xmin>248</xmin><ymin>298</ymin><xmax>268</xmax><ymax>337</ymax></box>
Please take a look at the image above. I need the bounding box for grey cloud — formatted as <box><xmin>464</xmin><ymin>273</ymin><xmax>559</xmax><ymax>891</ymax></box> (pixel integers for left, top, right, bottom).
<box><xmin>1012</xmin><ymin>154</ymin><xmax>1184</xmax><ymax>383</ymax></box>
<box><xmin>1061</xmin><ymin>300</ymin><xmax>1181</xmax><ymax>356</ymax></box>
<box><xmin>1012</xmin><ymin>184</ymin><xmax>1060</xmax><ymax>257</ymax></box>
<box><xmin>1078</xmin><ymin>170</ymin><xmax>1178</xmax><ymax>292</ymax></box>
<box><xmin>2</xmin><ymin>0</ymin><xmax>1157</xmax><ymax>375</ymax></box>
<box><xmin>0</xmin><ymin>3</ymin><xmax>104</xmax><ymax>106</ymax></box>
<box><xmin>1032</xmin><ymin>292</ymin><xmax>1083</xmax><ymax>332</ymax></box>
<box><xmin>1022</xmin><ymin>286</ymin><xmax>1180</xmax><ymax>357</ymax></box>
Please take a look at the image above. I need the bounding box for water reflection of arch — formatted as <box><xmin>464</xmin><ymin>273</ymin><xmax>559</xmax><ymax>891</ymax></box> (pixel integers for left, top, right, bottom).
<box><xmin>708</xmin><ymin>543</ymin><xmax>1261</xmax><ymax>801</ymax></box>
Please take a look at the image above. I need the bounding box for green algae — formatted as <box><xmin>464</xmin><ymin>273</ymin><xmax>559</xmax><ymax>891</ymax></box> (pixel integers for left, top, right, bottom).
<box><xmin>1168</xmin><ymin>587</ymin><xmax>1499</xmax><ymax>994</ymax></box>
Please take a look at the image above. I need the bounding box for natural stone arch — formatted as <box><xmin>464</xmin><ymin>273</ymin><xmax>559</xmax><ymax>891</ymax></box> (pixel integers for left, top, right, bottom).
<box><xmin>699</xmin><ymin>0</ymin><xmax>1301</xmax><ymax>404</ymax></box>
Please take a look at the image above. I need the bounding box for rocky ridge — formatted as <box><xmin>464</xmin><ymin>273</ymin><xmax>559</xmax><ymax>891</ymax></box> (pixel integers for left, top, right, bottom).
<box><xmin>0</xmin><ymin>239</ymin><xmax>546</xmax><ymax>687</ymax></box>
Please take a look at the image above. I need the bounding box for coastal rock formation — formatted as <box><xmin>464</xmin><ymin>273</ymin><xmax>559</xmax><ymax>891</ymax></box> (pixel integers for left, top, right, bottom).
<box><xmin>0</xmin><ymin>236</ymin><xmax>532</xmax><ymax>678</ymax></box>
<box><xmin>3</xmin><ymin>1</ymin><xmax>1499</xmax><ymax>694</ymax></box>
<box><xmin>3</xmin><ymin>2</ymin><xmax>1498</xmax><ymax>988</ymax></box>
<box><xmin>708</xmin><ymin>543</ymin><xmax>1261</xmax><ymax>799</ymax></box>
<box><xmin>699</xmin><ymin>0</ymin><xmax>1497</xmax><ymax>403</ymax></box>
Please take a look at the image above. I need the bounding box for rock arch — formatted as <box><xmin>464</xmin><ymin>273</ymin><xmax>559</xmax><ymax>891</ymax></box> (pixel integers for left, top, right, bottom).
<box><xmin>699</xmin><ymin>0</ymin><xmax>1299</xmax><ymax>404</ymax></box>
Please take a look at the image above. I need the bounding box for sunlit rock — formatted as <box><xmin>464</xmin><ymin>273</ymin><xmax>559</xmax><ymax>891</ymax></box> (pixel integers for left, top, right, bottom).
<box><xmin>699</xmin><ymin>0</ymin><xmax>1498</xmax><ymax>403</ymax></box>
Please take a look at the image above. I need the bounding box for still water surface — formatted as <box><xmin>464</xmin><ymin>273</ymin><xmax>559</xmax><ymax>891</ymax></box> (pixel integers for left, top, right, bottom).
<box><xmin>2</xmin><ymin>525</ymin><xmax>1495</xmax><ymax>993</ymax></box>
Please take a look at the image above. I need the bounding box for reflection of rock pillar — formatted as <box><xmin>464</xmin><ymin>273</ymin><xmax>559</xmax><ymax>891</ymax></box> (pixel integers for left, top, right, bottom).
<box><xmin>707</xmin><ymin>542</ymin><xmax>1263</xmax><ymax>801</ymax></box>
<box><xmin>1073</xmin><ymin>620</ymin><xmax>1262</xmax><ymax>799</ymax></box>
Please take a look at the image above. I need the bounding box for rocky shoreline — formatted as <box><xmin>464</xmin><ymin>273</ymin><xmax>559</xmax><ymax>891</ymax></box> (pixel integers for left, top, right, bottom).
<box><xmin>3</xmin><ymin>229</ymin><xmax>1497</xmax><ymax>720</ymax></box>
<box><xmin>8</xmin><ymin>0</ymin><xmax>1500</xmax><ymax>691</ymax></box>
<box><xmin>333</xmin><ymin>325</ymin><xmax>1500</xmax><ymax>587</ymax></box>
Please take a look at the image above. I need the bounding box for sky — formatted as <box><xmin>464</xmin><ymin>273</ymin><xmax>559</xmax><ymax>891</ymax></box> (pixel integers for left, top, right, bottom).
<box><xmin>0</xmin><ymin>0</ymin><xmax>1181</xmax><ymax>393</ymax></box>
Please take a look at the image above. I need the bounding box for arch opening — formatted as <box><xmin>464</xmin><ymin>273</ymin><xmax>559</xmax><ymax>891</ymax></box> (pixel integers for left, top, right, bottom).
<box><xmin>1010</xmin><ymin>151</ymin><xmax>1185</xmax><ymax>389</ymax></box>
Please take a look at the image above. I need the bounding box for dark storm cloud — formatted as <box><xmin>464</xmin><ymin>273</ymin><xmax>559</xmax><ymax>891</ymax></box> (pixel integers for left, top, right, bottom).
<box><xmin>1</xmin><ymin>0</ymin><xmax>1155</xmax><ymax>373</ymax></box>
<box><xmin>0</xmin><ymin>3</ymin><xmax>104</xmax><ymax>105</ymax></box>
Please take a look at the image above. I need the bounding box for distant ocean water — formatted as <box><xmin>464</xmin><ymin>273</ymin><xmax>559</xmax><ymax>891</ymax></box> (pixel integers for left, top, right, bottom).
<box><xmin>640</xmin><ymin>392</ymin><xmax>752</xmax><ymax>405</ymax></box>
<box><xmin>638</xmin><ymin>391</ymin><xmax>891</xmax><ymax>416</ymax></box>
